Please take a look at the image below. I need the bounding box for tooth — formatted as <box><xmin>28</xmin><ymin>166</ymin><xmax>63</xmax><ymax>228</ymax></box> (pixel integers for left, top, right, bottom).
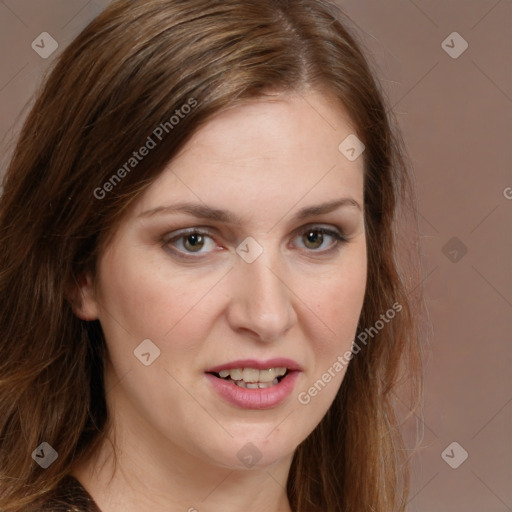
<box><xmin>258</xmin><ymin>381</ymin><xmax>274</xmax><ymax>389</ymax></box>
<box><xmin>258</xmin><ymin>368</ymin><xmax>276</xmax><ymax>382</ymax></box>
<box><xmin>235</xmin><ymin>380</ymin><xmax>247</xmax><ymax>388</ymax></box>
<box><xmin>272</xmin><ymin>378</ymin><xmax>278</xmax><ymax>385</ymax></box>
<box><xmin>242</xmin><ymin>368</ymin><xmax>260</xmax><ymax>383</ymax></box>
<box><xmin>246</xmin><ymin>383</ymin><xmax>259</xmax><ymax>389</ymax></box>
<box><xmin>230</xmin><ymin>368</ymin><xmax>243</xmax><ymax>380</ymax></box>
<box><xmin>219</xmin><ymin>367</ymin><xmax>288</xmax><ymax>383</ymax></box>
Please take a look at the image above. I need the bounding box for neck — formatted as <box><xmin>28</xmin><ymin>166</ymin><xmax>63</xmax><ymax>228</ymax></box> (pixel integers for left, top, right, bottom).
<box><xmin>71</xmin><ymin>423</ymin><xmax>293</xmax><ymax>512</ymax></box>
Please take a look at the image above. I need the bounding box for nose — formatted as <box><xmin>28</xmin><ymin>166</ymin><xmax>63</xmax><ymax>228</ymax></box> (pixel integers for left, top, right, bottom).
<box><xmin>226</xmin><ymin>251</ymin><xmax>297</xmax><ymax>343</ymax></box>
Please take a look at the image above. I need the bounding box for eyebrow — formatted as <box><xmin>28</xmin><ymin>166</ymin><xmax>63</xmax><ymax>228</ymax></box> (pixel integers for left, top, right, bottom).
<box><xmin>138</xmin><ymin>197</ymin><xmax>361</xmax><ymax>224</ymax></box>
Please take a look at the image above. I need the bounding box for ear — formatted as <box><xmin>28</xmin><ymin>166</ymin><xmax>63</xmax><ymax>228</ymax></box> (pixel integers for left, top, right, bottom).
<box><xmin>66</xmin><ymin>270</ymin><xmax>100</xmax><ymax>321</ymax></box>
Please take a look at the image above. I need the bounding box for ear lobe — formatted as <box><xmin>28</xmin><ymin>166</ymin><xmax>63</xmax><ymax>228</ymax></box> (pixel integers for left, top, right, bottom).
<box><xmin>66</xmin><ymin>271</ymin><xmax>99</xmax><ymax>321</ymax></box>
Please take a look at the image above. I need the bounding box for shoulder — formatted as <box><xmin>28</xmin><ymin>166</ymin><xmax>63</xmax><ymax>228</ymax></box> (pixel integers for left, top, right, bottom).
<box><xmin>34</xmin><ymin>475</ymin><xmax>102</xmax><ymax>512</ymax></box>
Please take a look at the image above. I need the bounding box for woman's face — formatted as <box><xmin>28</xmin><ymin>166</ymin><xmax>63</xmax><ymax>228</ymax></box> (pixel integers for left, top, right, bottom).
<box><xmin>77</xmin><ymin>91</ymin><xmax>366</xmax><ymax>470</ymax></box>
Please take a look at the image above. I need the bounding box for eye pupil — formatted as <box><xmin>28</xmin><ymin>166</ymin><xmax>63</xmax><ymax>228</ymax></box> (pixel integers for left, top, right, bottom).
<box><xmin>184</xmin><ymin>234</ymin><xmax>204</xmax><ymax>252</ymax></box>
<box><xmin>304</xmin><ymin>230</ymin><xmax>323</xmax><ymax>249</ymax></box>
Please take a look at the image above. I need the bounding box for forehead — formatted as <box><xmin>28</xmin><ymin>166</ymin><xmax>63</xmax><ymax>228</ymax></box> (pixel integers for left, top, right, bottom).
<box><xmin>175</xmin><ymin>91</ymin><xmax>359</xmax><ymax>165</ymax></box>
<box><xmin>131</xmin><ymin>92</ymin><xmax>364</xmax><ymax>220</ymax></box>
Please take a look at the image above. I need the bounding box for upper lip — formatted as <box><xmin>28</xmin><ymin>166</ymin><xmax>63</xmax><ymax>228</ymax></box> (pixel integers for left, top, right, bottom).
<box><xmin>206</xmin><ymin>358</ymin><xmax>302</xmax><ymax>373</ymax></box>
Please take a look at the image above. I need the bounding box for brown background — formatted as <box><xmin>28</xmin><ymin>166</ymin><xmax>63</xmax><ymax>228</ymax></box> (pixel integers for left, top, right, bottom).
<box><xmin>0</xmin><ymin>1</ymin><xmax>510</xmax><ymax>510</ymax></box>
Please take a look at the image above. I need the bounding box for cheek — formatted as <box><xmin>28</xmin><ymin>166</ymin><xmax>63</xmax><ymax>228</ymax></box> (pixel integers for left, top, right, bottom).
<box><xmin>97</xmin><ymin>245</ymin><xmax>209</xmax><ymax>341</ymax></box>
<box><xmin>295</xmin><ymin>253</ymin><xmax>366</xmax><ymax>412</ymax></box>
<box><xmin>306</xmin><ymin>249</ymin><xmax>367</xmax><ymax>352</ymax></box>
<box><xmin>95</xmin><ymin>244</ymin><xmax>230</xmax><ymax>385</ymax></box>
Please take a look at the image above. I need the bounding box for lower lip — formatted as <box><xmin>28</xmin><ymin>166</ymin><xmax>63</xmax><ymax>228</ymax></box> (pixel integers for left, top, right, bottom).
<box><xmin>205</xmin><ymin>371</ymin><xmax>300</xmax><ymax>410</ymax></box>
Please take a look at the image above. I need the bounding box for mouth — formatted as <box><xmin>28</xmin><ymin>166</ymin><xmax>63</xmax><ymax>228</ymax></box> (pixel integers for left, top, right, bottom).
<box><xmin>208</xmin><ymin>367</ymin><xmax>291</xmax><ymax>389</ymax></box>
<box><xmin>204</xmin><ymin>359</ymin><xmax>301</xmax><ymax>409</ymax></box>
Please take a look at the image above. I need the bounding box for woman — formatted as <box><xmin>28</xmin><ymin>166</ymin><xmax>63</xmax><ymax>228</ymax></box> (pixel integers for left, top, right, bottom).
<box><xmin>0</xmin><ymin>0</ymin><xmax>422</xmax><ymax>511</ymax></box>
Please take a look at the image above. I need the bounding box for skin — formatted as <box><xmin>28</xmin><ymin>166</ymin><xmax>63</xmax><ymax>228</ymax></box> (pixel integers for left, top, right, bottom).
<box><xmin>71</xmin><ymin>90</ymin><xmax>367</xmax><ymax>512</ymax></box>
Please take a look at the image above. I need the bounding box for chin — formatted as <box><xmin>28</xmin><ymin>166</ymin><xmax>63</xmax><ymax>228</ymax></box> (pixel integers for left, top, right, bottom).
<box><xmin>199</xmin><ymin>436</ymin><xmax>298</xmax><ymax>471</ymax></box>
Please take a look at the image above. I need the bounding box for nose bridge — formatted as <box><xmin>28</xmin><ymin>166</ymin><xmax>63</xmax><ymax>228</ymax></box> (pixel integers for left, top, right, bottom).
<box><xmin>228</xmin><ymin>245</ymin><xmax>295</xmax><ymax>341</ymax></box>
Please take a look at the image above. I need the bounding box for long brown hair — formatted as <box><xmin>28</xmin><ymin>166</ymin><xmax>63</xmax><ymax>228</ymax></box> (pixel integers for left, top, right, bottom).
<box><xmin>0</xmin><ymin>1</ymin><xmax>422</xmax><ymax>510</ymax></box>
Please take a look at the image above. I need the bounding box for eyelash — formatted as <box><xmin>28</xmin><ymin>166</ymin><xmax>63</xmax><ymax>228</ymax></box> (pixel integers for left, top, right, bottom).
<box><xmin>162</xmin><ymin>225</ymin><xmax>347</xmax><ymax>260</ymax></box>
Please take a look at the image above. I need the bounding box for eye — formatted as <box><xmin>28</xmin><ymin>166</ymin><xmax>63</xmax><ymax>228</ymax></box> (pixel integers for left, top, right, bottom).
<box><xmin>162</xmin><ymin>225</ymin><xmax>346</xmax><ymax>260</ymax></box>
<box><xmin>293</xmin><ymin>226</ymin><xmax>346</xmax><ymax>253</ymax></box>
<box><xmin>164</xmin><ymin>229</ymin><xmax>218</xmax><ymax>257</ymax></box>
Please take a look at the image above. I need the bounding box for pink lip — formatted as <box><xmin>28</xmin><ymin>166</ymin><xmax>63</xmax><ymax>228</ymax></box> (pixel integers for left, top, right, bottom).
<box><xmin>205</xmin><ymin>358</ymin><xmax>302</xmax><ymax>373</ymax></box>
<box><xmin>205</xmin><ymin>371</ymin><xmax>300</xmax><ymax>410</ymax></box>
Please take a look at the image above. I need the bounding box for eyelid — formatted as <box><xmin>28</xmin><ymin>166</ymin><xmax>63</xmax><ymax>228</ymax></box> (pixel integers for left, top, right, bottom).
<box><xmin>162</xmin><ymin>226</ymin><xmax>217</xmax><ymax>241</ymax></box>
<box><xmin>289</xmin><ymin>224</ymin><xmax>347</xmax><ymax>254</ymax></box>
<box><xmin>290</xmin><ymin>223</ymin><xmax>346</xmax><ymax>241</ymax></box>
<box><xmin>162</xmin><ymin>223</ymin><xmax>347</xmax><ymax>259</ymax></box>
<box><xmin>163</xmin><ymin>223</ymin><xmax>346</xmax><ymax>241</ymax></box>
<box><xmin>161</xmin><ymin>227</ymin><xmax>221</xmax><ymax>261</ymax></box>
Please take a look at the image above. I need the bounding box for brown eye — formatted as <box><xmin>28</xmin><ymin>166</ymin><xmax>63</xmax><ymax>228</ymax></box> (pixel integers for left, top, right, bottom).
<box><xmin>165</xmin><ymin>230</ymin><xmax>217</xmax><ymax>257</ymax></box>
<box><xmin>303</xmin><ymin>230</ymin><xmax>324</xmax><ymax>250</ymax></box>
<box><xmin>183</xmin><ymin>233</ymin><xmax>204</xmax><ymax>252</ymax></box>
<box><xmin>294</xmin><ymin>226</ymin><xmax>346</xmax><ymax>253</ymax></box>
